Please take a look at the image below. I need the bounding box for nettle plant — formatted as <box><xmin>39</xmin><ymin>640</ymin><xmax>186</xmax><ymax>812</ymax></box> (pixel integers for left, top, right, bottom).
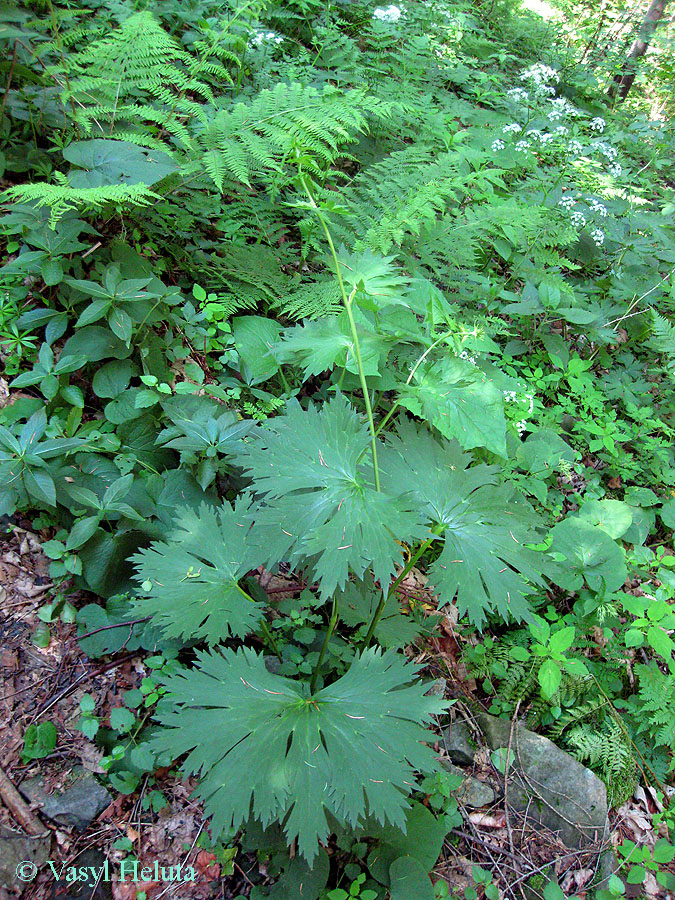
<box><xmin>129</xmin><ymin>174</ymin><xmax>550</xmax><ymax>872</ymax></box>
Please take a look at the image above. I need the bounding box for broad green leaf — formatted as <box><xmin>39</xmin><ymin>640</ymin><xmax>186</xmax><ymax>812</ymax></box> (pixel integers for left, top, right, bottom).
<box><xmin>108</xmin><ymin>307</ymin><xmax>133</xmax><ymax>343</ymax></box>
<box><xmin>233</xmin><ymin>395</ymin><xmax>428</xmax><ymax>598</ymax></box>
<box><xmin>66</xmin><ymin>515</ymin><xmax>101</xmax><ymax>550</ymax></box>
<box><xmin>150</xmin><ymin>647</ymin><xmax>447</xmax><ymax>863</ymax></box>
<box><xmin>41</xmin><ymin>257</ymin><xmax>63</xmax><ymax>286</ymax></box>
<box><xmin>24</xmin><ymin>469</ymin><xmax>56</xmax><ymax>506</ymax></box>
<box><xmin>365</xmin><ymin>801</ymin><xmax>447</xmax><ymax>884</ymax></box>
<box><xmin>232</xmin><ymin>315</ymin><xmax>281</xmax><ymax>385</ymax></box>
<box><xmin>577</xmin><ymin>500</ymin><xmax>633</xmax><ymax>539</ymax></box>
<box><xmin>660</xmin><ymin>498</ymin><xmax>675</xmax><ymax>529</ymax></box>
<box><xmin>333</xmin><ymin>246</ymin><xmax>410</xmax><ymax>307</ymax></box>
<box><xmin>380</xmin><ymin>420</ymin><xmax>545</xmax><ymax>628</ymax></box>
<box><xmin>279</xmin><ymin>314</ymin><xmax>388</xmax><ymax>380</ymax></box>
<box><xmin>62</xmin><ymin>326</ymin><xmax>131</xmax><ymax>362</ymax></box>
<box><xmin>132</xmin><ymin>499</ymin><xmax>265</xmax><ymax>643</ymax></box>
<box><xmin>548</xmin><ymin>626</ymin><xmax>575</xmax><ymax>655</ymax></box>
<box><xmin>92</xmin><ymin>360</ymin><xmax>135</xmax><ymax>398</ymax></box>
<box><xmin>538</xmin><ymin>660</ymin><xmax>562</xmax><ymax>699</ymax></box>
<box><xmin>549</xmin><ymin>519</ymin><xmax>626</xmax><ymax>592</ymax></box>
<box><xmin>647</xmin><ymin>625</ymin><xmax>674</xmax><ymax>662</ymax></box>
<box><xmin>389</xmin><ymin>856</ymin><xmax>436</xmax><ymax>900</ymax></box>
<box><xmin>397</xmin><ymin>358</ymin><xmax>506</xmax><ymax>456</ymax></box>
<box><xmin>64</xmin><ymin>139</ymin><xmax>178</xmax><ymax>188</ymax></box>
<box><xmin>517</xmin><ymin>429</ymin><xmax>575</xmax><ymax>475</ymax></box>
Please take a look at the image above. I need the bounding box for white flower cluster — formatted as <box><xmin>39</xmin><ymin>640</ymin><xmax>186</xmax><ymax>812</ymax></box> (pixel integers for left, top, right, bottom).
<box><xmin>590</xmin><ymin>227</ymin><xmax>605</xmax><ymax>246</ymax></box>
<box><xmin>547</xmin><ymin>97</ymin><xmax>578</xmax><ymax>119</ymax></box>
<box><xmin>506</xmin><ymin>87</ymin><xmax>529</xmax><ymax>103</ymax></box>
<box><xmin>251</xmin><ymin>30</ymin><xmax>284</xmax><ymax>45</ymax></box>
<box><xmin>491</xmin><ymin>139</ymin><xmax>506</xmax><ymax>151</ymax></box>
<box><xmin>502</xmin><ymin>122</ymin><xmax>521</xmax><ymax>133</ymax></box>
<box><xmin>586</xmin><ymin>197</ymin><xmax>608</xmax><ymax>217</ymax></box>
<box><xmin>459</xmin><ymin>349</ymin><xmax>477</xmax><ymax>365</ymax></box>
<box><xmin>554</xmin><ymin>125</ymin><xmax>569</xmax><ymax>137</ymax></box>
<box><xmin>515</xmin><ymin>140</ymin><xmax>531</xmax><ymax>153</ymax></box>
<box><xmin>516</xmin><ymin>420</ymin><xmax>528</xmax><ymax>436</ymax></box>
<box><xmin>503</xmin><ymin>390</ymin><xmax>518</xmax><ymax>402</ymax></box>
<box><xmin>589</xmin><ymin>117</ymin><xmax>606</xmax><ymax>132</ymax></box>
<box><xmin>593</xmin><ymin>141</ymin><xmax>618</xmax><ymax>161</ymax></box>
<box><xmin>373</xmin><ymin>4</ymin><xmax>403</xmax><ymax>22</ymax></box>
<box><xmin>520</xmin><ymin>64</ymin><xmax>559</xmax><ymax>85</ymax></box>
<box><xmin>570</xmin><ymin>210</ymin><xmax>586</xmax><ymax>227</ymax></box>
<box><xmin>608</xmin><ymin>162</ymin><xmax>622</xmax><ymax>177</ymax></box>
<box><xmin>558</xmin><ymin>195</ymin><xmax>576</xmax><ymax>210</ymax></box>
<box><xmin>567</xmin><ymin>139</ymin><xmax>583</xmax><ymax>155</ymax></box>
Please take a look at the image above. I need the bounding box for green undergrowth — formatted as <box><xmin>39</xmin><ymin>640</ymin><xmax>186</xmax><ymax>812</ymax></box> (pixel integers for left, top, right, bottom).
<box><xmin>2</xmin><ymin>0</ymin><xmax>675</xmax><ymax>897</ymax></box>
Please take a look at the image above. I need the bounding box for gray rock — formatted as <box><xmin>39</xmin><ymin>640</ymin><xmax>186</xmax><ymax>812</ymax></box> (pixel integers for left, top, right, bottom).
<box><xmin>443</xmin><ymin>719</ymin><xmax>478</xmax><ymax>766</ymax></box>
<box><xmin>0</xmin><ymin>825</ymin><xmax>50</xmax><ymax>894</ymax></box>
<box><xmin>441</xmin><ymin>760</ymin><xmax>496</xmax><ymax>808</ymax></box>
<box><xmin>595</xmin><ymin>850</ymin><xmax>622</xmax><ymax>890</ymax></box>
<box><xmin>474</xmin><ymin>711</ymin><xmax>608</xmax><ymax>848</ymax></box>
<box><xmin>21</xmin><ymin>767</ymin><xmax>111</xmax><ymax>832</ymax></box>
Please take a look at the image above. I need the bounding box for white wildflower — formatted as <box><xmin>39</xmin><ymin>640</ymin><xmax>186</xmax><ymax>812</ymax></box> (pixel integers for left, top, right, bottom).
<box><xmin>516</xmin><ymin>420</ymin><xmax>528</xmax><ymax>436</ymax></box>
<box><xmin>539</xmin><ymin>133</ymin><xmax>555</xmax><ymax>145</ymax></box>
<box><xmin>503</xmin><ymin>390</ymin><xmax>517</xmax><ymax>402</ymax></box>
<box><xmin>593</xmin><ymin>141</ymin><xmax>618</xmax><ymax>161</ymax></box>
<box><xmin>608</xmin><ymin>162</ymin><xmax>623</xmax><ymax>177</ymax></box>
<box><xmin>547</xmin><ymin>108</ymin><xmax>564</xmax><ymax>121</ymax></box>
<box><xmin>491</xmin><ymin>139</ymin><xmax>506</xmax><ymax>151</ymax></box>
<box><xmin>558</xmin><ymin>196</ymin><xmax>576</xmax><ymax>210</ymax></box>
<box><xmin>554</xmin><ymin>125</ymin><xmax>569</xmax><ymax>136</ymax></box>
<box><xmin>507</xmin><ymin>88</ymin><xmax>529</xmax><ymax>103</ymax></box>
<box><xmin>515</xmin><ymin>140</ymin><xmax>531</xmax><ymax>152</ymax></box>
<box><xmin>502</xmin><ymin>123</ymin><xmax>521</xmax><ymax>133</ymax></box>
<box><xmin>251</xmin><ymin>30</ymin><xmax>283</xmax><ymax>45</ymax></box>
<box><xmin>570</xmin><ymin>210</ymin><xmax>586</xmax><ymax>227</ymax></box>
<box><xmin>568</xmin><ymin>139</ymin><xmax>583</xmax><ymax>155</ymax></box>
<box><xmin>373</xmin><ymin>4</ymin><xmax>403</xmax><ymax>22</ymax></box>
<box><xmin>459</xmin><ymin>350</ymin><xmax>477</xmax><ymax>365</ymax></box>
<box><xmin>590</xmin><ymin>227</ymin><xmax>605</xmax><ymax>246</ymax></box>
<box><xmin>587</xmin><ymin>198</ymin><xmax>608</xmax><ymax>217</ymax></box>
<box><xmin>520</xmin><ymin>63</ymin><xmax>559</xmax><ymax>85</ymax></box>
<box><xmin>589</xmin><ymin>116</ymin><xmax>605</xmax><ymax>132</ymax></box>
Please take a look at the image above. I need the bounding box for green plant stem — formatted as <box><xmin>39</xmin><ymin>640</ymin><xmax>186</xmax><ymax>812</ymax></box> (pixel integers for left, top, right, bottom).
<box><xmin>297</xmin><ymin>166</ymin><xmax>381</xmax><ymax>491</ymax></box>
<box><xmin>356</xmin><ymin>329</ymin><xmax>455</xmax><ymax>466</ymax></box>
<box><xmin>361</xmin><ymin>524</ymin><xmax>445</xmax><ymax>651</ymax></box>
<box><xmin>310</xmin><ymin>595</ymin><xmax>339</xmax><ymax>695</ymax></box>
<box><xmin>235</xmin><ymin>583</ymin><xmax>282</xmax><ymax>659</ymax></box>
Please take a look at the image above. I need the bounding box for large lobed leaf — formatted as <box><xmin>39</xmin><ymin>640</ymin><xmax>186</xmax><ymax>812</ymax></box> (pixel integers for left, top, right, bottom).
<box><xmin>233</xmin><ymin>394</ymin><xmax>429</xmax><ymax>597</ymax></box>
<box><xmin>131</xmin><ymin>498</ymin><xmax>264</xmax><ymax>642</ymax></box>
<box><xmin>397</xmin><ymin>357</ymin><xmax>507</xmax><ymax>457</ymax></box>
<box><xmin>150</xmin><ymin>646</ymin><xmax>448</xmax><ymax>862</ymax></box>
<box><xmin>380</xmin><ymin>420</ymin><xmax>546</xmax><ymax>628</ymax></box>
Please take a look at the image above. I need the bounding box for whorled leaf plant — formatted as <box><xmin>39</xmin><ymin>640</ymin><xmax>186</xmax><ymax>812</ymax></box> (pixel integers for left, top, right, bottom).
<box><xmin>129</xmin><ymin>156</ymin><xmax>549</xmax><ymax>864</ymax></box>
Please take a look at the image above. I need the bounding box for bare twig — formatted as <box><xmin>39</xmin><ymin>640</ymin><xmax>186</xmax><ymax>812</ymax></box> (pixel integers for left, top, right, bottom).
<box><xmin>0</xmin><ymin>764</ymin><xmax>49</xmax><ymax>836</ymax></box>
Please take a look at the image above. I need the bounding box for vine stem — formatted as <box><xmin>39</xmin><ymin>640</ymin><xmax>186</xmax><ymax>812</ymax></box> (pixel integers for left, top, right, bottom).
<box><xmin>310</xmin><ymin>596</ymin><xmax>339</xmax><ymax>695</ymax></box>
<box><xmin>296</xmin><ymin>165</ymin><xmax>381</xmax><ymax>491</ymax></box>
<box><xmin>360</xmin><ymin>524</ymin><xmax>445</xmax><ymax>651</ymax></box>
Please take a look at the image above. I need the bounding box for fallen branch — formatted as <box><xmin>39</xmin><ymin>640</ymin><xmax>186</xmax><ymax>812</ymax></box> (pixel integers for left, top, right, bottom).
<box><xmin>0</xmin><ymin>764</ymin><xmax>49</xmax><ymax>836</ymax></box>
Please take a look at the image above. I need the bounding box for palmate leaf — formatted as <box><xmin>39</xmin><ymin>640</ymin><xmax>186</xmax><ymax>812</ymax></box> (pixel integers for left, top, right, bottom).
<box><xmin>151</xmin><ymin>646</ymin><xmax>448</xmax><ymax>862</ymax></box>
<box><xmin>278</xmin><ymin>313</ymin><xmax>389</xmax><ymax>379</ymax></box>
<box><xmin>397</xmin><ymin>357</ymin><xmax>507</xmax><ymax>457</ymax></box>
<box><xmin>380</xmin><ymin>420</ymin><xmax>546</xmax><ymax>628</ymax></box>
<box><xmin>131</xmin><ymin>499</ymin><xmax>264</xmax><ymax>642</ymax></box>
<box><xmin>233</xmin><ymin>394</ymin><xmax>428</xmax><ymax>597</ymax></box>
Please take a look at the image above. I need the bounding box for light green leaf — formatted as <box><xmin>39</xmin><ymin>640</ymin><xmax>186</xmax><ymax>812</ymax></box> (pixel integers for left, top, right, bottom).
<box><xmin>577</xmin><ymin>500</ymin><xmax>633</xmax><ymax>539</ymax></box>
<box><xmin>397</xmin><ymin>358</ymin><xmax>506</xmax><ymax>456</ymax></box>
<box><xmin>549</xmin><ymin>518</ymin><xmax>626</xmax><ymax>592</ymax></box>
<box><xmin>232</xmin><ymin>315</ymin><xmax>281</xmax><ymax>385</ymax></box>
<box><xmin>538</xmin><ymin>660</ymin><xmax>562</xmax><ymax>699</ymax></box>
<box><xmin>92</xmin><ymin>360</ymin><xmax>135</xmax><ymax>398</ymax></box>
<box><xmin>389</xmin><ymin>856</ymin><xmax>436</xmax><ymax>900</ymax></box>
<box><xmin>64</xmin><ymin>139</ymin><xmax>178</xmax><ymax>188</ymax></box>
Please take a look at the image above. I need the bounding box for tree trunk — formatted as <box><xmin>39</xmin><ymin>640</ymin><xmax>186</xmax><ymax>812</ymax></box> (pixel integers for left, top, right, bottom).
<box><xmin>607</xmin><ymin>0</ymin><xmax>670</xmax><ymax>101</ymax></box>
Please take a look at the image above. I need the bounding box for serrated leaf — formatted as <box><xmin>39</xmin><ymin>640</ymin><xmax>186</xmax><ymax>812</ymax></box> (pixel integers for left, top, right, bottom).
<box><xmin>279</xmin><ymin>314</ymin><xmax>388</xmax><ymax>380</ymax></box>
<box><xmin>131</xmin><ymin>498</ymin><xmax>265</xmax><ymax>642</ymax></box>
<box><xmin>150</xmin><ymin>646</ymin><xmax>447</xmax><ymax>863</ymax></box>
<box><xmin>397</xmin><ymin>358</ymin><xmax>506</xmax><ymax>456</ymax></box>
<box><xmin>233</xmin><ymin>395</ymin><xmax>428</xmax><ymax>598</ymax></box>
<box><xmin>380</xmin><ymin>420</ymin><xmax>545</xmax><ymax>628</ymax></box>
